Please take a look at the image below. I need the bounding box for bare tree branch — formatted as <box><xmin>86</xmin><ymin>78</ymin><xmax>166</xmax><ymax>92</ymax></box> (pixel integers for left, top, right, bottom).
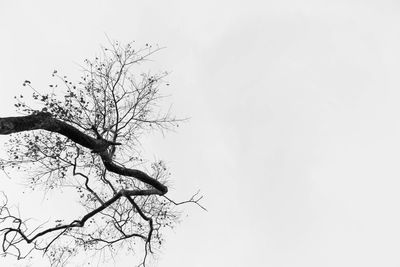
<box><xmin>0</xmin><ymin>40</ymin><xmax>203</xmax><ymax>266</ymax></box>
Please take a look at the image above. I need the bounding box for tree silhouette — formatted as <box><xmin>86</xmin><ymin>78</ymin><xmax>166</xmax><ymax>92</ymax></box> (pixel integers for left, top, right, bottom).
<box><xmin>0</xmin><ymin>41</ymin><xmax>204</xmax><ymax>266</ymax></box>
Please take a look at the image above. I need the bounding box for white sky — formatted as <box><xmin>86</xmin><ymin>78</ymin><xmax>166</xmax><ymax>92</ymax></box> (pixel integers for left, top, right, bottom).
<box><xmin>2</xmin><ymin>0</ymin><xmax>400</xmax><ymax>266</ymax></box>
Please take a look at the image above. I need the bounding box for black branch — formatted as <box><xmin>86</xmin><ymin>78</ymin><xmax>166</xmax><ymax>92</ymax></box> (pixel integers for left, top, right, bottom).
<box><xmin>0</xmin><ymin>41</ymin><xmax>202</xmax><ymax>267</ymax></box>
<box><xmin>0</xmin><ymin>112</ymin><xmax>167</xmax><ymax>194</ymax></box>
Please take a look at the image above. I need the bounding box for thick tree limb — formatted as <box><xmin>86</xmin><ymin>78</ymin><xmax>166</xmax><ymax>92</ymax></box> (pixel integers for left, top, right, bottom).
<box><xmin>0</xmin><ymin>112</ymin><xmax>167</xmax><ymax>194</ymax></box>
<box><xmin>100</xmin><ymin>153</ymin><xmax>168</xmax><ymax>194</ymax></box>
<box><xmin>0</xmin><ymin>112</ymin><xmax>108</xmax><ymax>151</ymax></box>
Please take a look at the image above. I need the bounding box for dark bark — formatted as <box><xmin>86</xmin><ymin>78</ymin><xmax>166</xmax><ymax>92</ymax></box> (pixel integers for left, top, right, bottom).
<box><xmin>100</xmin><ymin>152</ymin><xmax>168</xmax><ymax>194</ymax></box>
<box><xmin>0</xmin><ymin>112</ymin><xmax>167</xmax><ymax>194</ymax></box>
<box><xmin>0</xmin><ymin>112</ymin><xmax>108</xmax><ymax>151</ymax></box>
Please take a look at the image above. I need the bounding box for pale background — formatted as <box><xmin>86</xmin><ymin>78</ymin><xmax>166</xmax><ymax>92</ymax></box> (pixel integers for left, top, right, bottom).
<box><xmin>1</xmin><ymin>0</ymin><xmax>400</xmax><ymax>266</ymax></box>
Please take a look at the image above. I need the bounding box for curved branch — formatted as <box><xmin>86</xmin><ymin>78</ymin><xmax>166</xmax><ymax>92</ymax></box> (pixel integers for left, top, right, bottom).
<box><xmin>0</xmin><ymin>112</ymin><xmax>167</xmax><ymax>194</ymax></box>
<box><xmin>100</xmin><ymin>153</ymin><xmax>168</xmax><ymax>194</ymax></box>
<box><xmin>0</xmin><ymin>112</ymin><xmax>108</xmax><ymax>151</ymax></box>
<box><xmin>1</xmin><ymin>188</ymin><xmax>157</xmax><ymax>248</ymax></box>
